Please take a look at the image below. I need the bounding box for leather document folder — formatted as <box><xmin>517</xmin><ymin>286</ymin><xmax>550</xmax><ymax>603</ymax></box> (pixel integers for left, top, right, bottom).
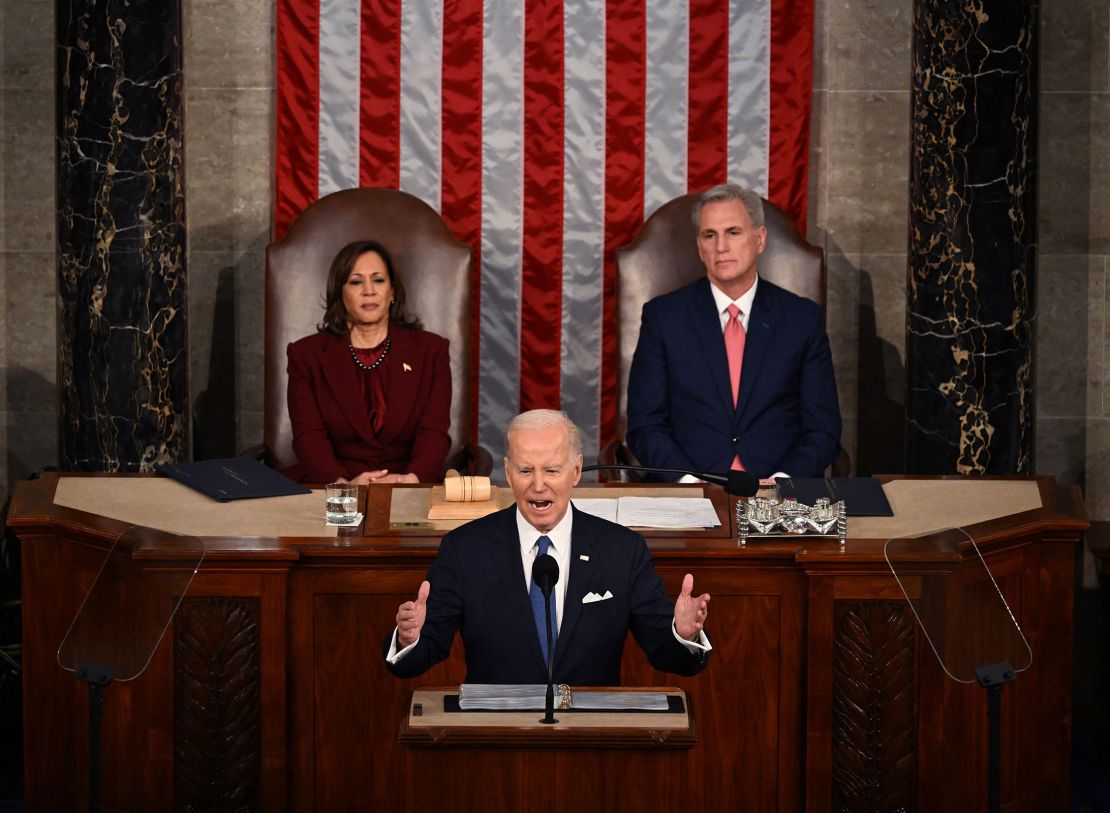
<box><xmin>157</xmin><ymin>457</ymin><xmax>311</xmax><ymax>502</ymax></box>
<box><xmin>774</xmin><ymin>477</ymin><xmax>893</xmax><ymax>517</ymax></box>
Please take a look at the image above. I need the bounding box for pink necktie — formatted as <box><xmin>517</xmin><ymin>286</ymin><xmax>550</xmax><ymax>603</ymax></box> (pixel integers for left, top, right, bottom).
<box><xmin>725</xmin><ymin>304</ymin><xmax>745</xmax><ymax>407</ymax></box>
<box><xmin>725</xmin><ymin>305</ymin><xmax>746</xmax><ymax>471</ymax></box>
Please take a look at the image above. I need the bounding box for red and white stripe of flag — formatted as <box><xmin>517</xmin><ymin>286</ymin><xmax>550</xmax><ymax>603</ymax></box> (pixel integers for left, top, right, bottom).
<box><xmin>276</xmin><ymin>0</ymin><xmax>814</xmax><ymax>467</ymax></box>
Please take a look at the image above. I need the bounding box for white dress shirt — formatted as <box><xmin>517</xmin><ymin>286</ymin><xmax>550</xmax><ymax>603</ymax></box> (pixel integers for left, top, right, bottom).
<box><xmin>388</xmin><ymin>505</ymin><xmax>711</xmax><ymax>661</ymax></box>
<box><xmin>709</xmin><ymin>276</ymin><xmax>758</xmax><ymax>332</ymax></box>
<box><xmin>516</xmin><ymin>508</ymin><xmax>572</xmax><ymax>630</ymax></box>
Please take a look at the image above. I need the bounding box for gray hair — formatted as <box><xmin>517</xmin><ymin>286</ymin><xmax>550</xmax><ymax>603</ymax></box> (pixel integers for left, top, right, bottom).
<box><xmin>691</xmin><ymin>183</ymin><xmax>765</xmax><ymax>229</ymax></box>
<box><xmin>504</xmin><ymin>409</ymin><xmax>583</xmax><ymax>458</ymax></box>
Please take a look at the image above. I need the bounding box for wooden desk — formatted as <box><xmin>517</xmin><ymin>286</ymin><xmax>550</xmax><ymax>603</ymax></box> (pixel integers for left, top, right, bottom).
<box><xmin>9</xmin><ymin>474</ymin><xmax>1087</xmax><ymax>812</ymax></box>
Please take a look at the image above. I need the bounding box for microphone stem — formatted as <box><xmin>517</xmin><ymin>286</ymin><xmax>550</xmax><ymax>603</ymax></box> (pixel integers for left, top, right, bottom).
<box><xmin>541</xmin><ymin>588</ymin><xmax>557</xmax><ymax>724</ymax></box>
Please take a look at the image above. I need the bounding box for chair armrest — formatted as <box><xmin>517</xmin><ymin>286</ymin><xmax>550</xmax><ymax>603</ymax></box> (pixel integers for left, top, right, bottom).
<box><xmin>827</xmin><ymin>445</ymin><xmax>851</xmax><ymax>478</ymax></box>
<box><xmin>238</xmin><ymin>443</ymin><xmax>269</xmax><ymax>463</ymax></box>
<box><xmin>444</xmin><ymin>442</ymin><xmax>494</xmax><ymax>477</ymax></box>
<box><xmin>596</xmin><ymin>439</ymin><xmax>645</xmax><ymax>483</ymax></box>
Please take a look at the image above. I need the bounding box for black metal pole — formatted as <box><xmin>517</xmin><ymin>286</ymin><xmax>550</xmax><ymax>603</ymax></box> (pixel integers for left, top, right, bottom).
<box><xmin>77</xmin><ymin>661</ymin><xmax>117</xmax><ymax>813</ymax></box>
<box><xmin>975</xmin><ymin>661</ymin><xmax>1013</xmax><ymax>813</ymax></box>
<box><xmin>541</xmin><ymin>590</ymin><xmax>557</xmax><ymax>725</ymax></box>
<box><xmin>87</xmin><ymin>680</ymin><xmax>103</xmax><ymax>813</ymax></box>
<box><xmin>986</xmin><ymin>682</ymin><xmax>1002</xmax><ymax>813</ymax></box>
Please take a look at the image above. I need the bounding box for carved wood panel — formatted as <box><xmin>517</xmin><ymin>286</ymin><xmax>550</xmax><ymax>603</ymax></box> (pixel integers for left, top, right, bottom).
<box><xmin>174</xmin><ymin>597</ymin><xmax>261</xmax><ymax>812</ymax></box>
<box><xmin>832</xmin><ymin>600</ymin><xmax>916</xmax><ymax>813</ymax></box>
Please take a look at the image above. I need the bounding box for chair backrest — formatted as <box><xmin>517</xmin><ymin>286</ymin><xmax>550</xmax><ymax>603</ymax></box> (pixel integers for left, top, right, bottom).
<box><xmin>264</xmin><ymin>188</ymin><xmax>473</xmax><ymax>470</ymax></box>
<box><xmin>614</xmin><ymin>193</ymin><xmax>825</xmax><ymax>439</ymax></box>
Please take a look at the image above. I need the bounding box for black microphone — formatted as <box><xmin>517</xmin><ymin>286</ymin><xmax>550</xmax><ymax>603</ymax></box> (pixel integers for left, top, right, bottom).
<box><xmin>532</xmin><ymin>554</ymin><xmax>559</xmax><ymax>598</ymax></box>
<box><xmin>581</xmin><ymin>464</ymin><xmax>760</xmax><ymax>497</ymax></box>
<box><xmin>531</xmin><ymin>554</ymin><xmax>559</xmax><ymax>724</ymax></box>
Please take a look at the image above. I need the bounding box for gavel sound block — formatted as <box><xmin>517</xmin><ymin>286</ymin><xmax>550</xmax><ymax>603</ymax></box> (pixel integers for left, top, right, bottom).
<box><xmin>426</xmin><ymin>472</ymin><xmax>501</xmax><ymax>520</ymax></box>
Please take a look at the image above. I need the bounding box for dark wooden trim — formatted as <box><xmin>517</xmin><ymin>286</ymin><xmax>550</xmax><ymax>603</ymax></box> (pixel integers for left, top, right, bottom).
<box><xmin>11</xmin><ymin>474</ymin><xmax>1085</xmax><ymax>812</ymax></box>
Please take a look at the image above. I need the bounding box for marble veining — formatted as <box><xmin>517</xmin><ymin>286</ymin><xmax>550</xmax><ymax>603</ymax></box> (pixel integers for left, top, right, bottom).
<box><xmin>56</xmin><ymin>0</ymin><xmax>188</xmax><ymax>471</ymax></box>
<box><xmin>906</xmin><ymin>0</ymin><xmax>1038</xmax><ymax>474</ymax></box>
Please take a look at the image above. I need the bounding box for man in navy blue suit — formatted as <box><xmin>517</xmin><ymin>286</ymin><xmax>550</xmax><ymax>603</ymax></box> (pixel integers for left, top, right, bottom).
<box><xmin>627</xmin><ymin>183</ymin><xmax>841</xmax><ymax>479</ymax></box>
<box><xmin>384</xmin><ymin>409</ymin><xmax>711</xmax><ymax>685</ymax></box>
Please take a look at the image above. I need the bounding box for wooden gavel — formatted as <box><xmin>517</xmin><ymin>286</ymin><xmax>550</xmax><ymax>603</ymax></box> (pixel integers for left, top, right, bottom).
<box><xmin>442</xmin><ymin>471</ymin><xmax>492</xmax><ymax>502</ymax></box>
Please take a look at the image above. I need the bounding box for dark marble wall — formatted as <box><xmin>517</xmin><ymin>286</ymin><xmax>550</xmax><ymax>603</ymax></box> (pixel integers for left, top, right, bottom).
<box><xmin>906</xmin><ymin>0</ymin><xmax>1039</xmax><ymax>474</ymax></box>
<box><xmin>55</xmin><ymin>0</ymin><xmax>187</xmax><ymax>471</ymax></box>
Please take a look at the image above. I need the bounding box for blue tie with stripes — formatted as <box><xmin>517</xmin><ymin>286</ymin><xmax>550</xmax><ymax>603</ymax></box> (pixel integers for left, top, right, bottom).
<box><xmin>530</xmin><ymin>535</ymin><xmax>557</xmax><ymax>664</ymax></box>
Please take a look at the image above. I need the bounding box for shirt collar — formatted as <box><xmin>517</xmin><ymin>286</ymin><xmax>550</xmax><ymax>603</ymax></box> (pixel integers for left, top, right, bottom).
<box><xmin>516</xmin><ymin>505</ymin><xmax>574</xmax><ymax>556</ymax></box>
<box><xmin>709</xmin><ymin>275</ymin><xmax>759</xmax><ymax>318</ymax></box>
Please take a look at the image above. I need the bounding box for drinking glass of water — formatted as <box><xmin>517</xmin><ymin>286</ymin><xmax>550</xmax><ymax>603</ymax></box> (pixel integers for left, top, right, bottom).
<box><xmin>325</xmin><ymin>482</ymin><xmax>359</xmax><ymax>525</ymax></box>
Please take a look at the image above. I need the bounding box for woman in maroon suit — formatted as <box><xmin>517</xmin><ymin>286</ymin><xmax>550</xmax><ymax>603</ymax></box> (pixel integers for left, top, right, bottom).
<box><xmin>286</xmin><ymin>240</ymin><xmax>451</xmax><ymax>484</ymax></box>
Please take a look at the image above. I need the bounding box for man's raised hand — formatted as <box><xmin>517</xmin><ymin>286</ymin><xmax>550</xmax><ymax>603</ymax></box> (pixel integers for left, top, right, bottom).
<box><xmin>396</xmin><ymin>580</ymin><xmax>430</xmax><ymax>648</ymax></box>
<box><xmin>673</xmin><ymin>573</ymin><xmax>710</xmax><ymax>641</ymax></box>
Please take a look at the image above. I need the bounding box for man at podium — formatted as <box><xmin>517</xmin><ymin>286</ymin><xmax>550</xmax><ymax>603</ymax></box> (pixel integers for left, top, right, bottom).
<box><xmin>384</xmin><ymin>409</ymin><xmax>712</xmax><ymax>684</ymax></box>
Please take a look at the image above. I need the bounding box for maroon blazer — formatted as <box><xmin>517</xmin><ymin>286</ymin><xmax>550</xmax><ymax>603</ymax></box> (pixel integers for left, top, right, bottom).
<box><xmin>285</xmin><ymin>327</ymin><xmax>452</xmax><ymax>483</ymax></box>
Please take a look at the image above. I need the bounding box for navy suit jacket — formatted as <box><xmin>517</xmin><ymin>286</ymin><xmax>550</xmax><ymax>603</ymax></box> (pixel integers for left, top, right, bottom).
<box><xmin>383</xmin><ymin>505</ymin><xmax>709</xmax><ymax>685</ymax></box>
<box><xmin>286</xmin><ymin>326</ymin><xmax>451</xmax><ymax>483</ymax></box>
<box><xmin>627</xmin><ymin>277</ymin><xmax>841</xmax><ymax>478</ymax></box>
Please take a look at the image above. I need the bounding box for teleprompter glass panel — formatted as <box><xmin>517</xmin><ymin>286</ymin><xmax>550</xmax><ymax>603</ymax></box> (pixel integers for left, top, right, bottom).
<box><xmin>884</xmin><ymin>527</ymin><xmax>1031</xmax><ymax>683</ymax></box>
<box><xmin>58</xmin><ymin>525</ymin><xmax>204</xmax><ymax>682</ymax></box>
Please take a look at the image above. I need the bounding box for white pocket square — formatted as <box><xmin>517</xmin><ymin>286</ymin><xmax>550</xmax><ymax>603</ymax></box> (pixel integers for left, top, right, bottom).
<box><xmin>582</xmin><ymin>590</ymin><xmax>613</xmax><ymax>604</ymax></box>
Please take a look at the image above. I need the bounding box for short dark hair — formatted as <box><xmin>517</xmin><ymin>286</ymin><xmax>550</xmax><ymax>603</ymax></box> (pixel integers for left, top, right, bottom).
<box><xmin>691</xmin><ymin>183</ymin><xmax>765</xmax><ymax>230</ymax></box>
<box><xmin>319</xmin><ymin>240</ymin><xmax>422</xmax><ymax>334</ymax></box>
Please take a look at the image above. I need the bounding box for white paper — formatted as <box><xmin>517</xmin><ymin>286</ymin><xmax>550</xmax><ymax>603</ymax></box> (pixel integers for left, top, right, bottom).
<box><xmin>458</xmin><ymin>684</ymin><xmax>554</xmax><ymax>710</ymax></box>
<box><xmin>458</xmin><ymin>683</ymin><xmax>670</xmax><ymax>711</ymax></box>
<box><xmin>571</xmin><ymin>498</ymin><xmax>619</xmax><ymax>523</ymax></box>
<box><xmin>570</xmin><ymin>691</ymin><xmax>670</xmax><ymax>711</ymax></box>
<box><xmin>615</xmin><ymin>496</ymin><xmax>721</xmax><ymax>529</ymax></box>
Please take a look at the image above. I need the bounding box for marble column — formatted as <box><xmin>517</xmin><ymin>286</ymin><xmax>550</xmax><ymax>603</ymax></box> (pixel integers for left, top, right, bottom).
<box><xmin>906</xmin><ymin>0</ymin><xmax>1038</xmax><ymax>474</ymax></box>
<box><xmin>56</xmin><ymin>0</ymin><xmax>188</xmax><ymax>471</ymax></box>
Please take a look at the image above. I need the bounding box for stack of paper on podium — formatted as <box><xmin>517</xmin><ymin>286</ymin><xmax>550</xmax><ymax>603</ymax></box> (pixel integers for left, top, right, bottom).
<box><xmin>571</xmin><ymin>496</ymin><xmax>720</xmax><ymax>528</ymax></box>
<box><xmin>458</xmin><ymin>684</ymin><xmax>670</xmax><ymax>711</ymax></box>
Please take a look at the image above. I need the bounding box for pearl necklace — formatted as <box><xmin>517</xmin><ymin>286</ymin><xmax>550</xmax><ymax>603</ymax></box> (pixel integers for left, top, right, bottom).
<box><xmin>349</xmin><ymin>334</ymin><xmax>391</xmax><ymax>372</ymax></box>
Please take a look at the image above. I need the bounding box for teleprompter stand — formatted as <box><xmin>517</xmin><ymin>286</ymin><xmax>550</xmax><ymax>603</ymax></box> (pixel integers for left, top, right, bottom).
<box><xmin>57</xmin><ymin>526</ymin><xmax>204</xmax><ymax>813</ymax></box>
<box><xmin>885</xmin><ymin>528</ymin><xmax>1031</xmax><ymax>813</ymax></box>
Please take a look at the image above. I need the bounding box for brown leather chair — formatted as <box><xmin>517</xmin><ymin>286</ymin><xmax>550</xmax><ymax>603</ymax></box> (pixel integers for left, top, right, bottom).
<box><xmin>260</xmin><ymin>188</ymin><xmax>490</xmax><ymax>475</ymax></box>
<box><xmin>603</xmin><ymin>191</ymin><xmax>848</xmax><ymax>477</ymax></box>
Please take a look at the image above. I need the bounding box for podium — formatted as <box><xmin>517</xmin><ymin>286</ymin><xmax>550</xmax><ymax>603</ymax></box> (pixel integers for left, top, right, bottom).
<box><xmin>7</xmin><ymin>473</ymin><xmax>1087</xmax><ymax>811</ymax></box>
<box><xmin>398</xmin><ymin>687</ymin><xmax>695</xmax><ymax>810</ymax></box>
<box><xmin>400</xmin><ymin>686</ymin><xmax>696</xmax><ymax>747</ymax></box>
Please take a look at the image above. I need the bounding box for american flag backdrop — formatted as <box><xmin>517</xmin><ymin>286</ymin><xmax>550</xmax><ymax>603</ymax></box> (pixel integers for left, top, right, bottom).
<box><xmin>275</xmin><ymin>0</ymin><xmax>814</xmax><ymax>466</ymax></box>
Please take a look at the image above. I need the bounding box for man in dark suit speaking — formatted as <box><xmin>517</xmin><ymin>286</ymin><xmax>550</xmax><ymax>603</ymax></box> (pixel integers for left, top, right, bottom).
<box><xmin>627</xmin><ymin>183</ymin><xmax>841</xmax><ymax>479</ymax></box>
<box><xmin>384</xmin><ymin>409</ymin><xmax>711</xmax><ymax>685</ymax></box>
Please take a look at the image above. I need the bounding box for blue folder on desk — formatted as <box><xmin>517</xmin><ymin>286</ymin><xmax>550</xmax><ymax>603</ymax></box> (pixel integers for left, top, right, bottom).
<box><xmin>157</xmin><ymin>457</ymin><xmax>311</xmax><ymax>502</ymax></box>
<box><xmin>774</xmin><ymin>477</ymin><xmax>893</xmax><ymax>517</ymax></box>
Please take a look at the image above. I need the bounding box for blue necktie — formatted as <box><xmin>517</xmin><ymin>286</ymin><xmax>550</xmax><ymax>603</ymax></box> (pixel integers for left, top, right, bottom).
<box><xmin>530</xmin><ymin>535</ymin><xmax>558</xmax><ymax>664</ymax></box>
